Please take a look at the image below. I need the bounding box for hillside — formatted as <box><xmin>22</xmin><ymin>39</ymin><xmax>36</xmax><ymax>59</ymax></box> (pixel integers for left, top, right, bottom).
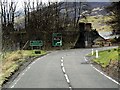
<box><xmin>80</xmin><ymin>15</ymin><xmax>113</xmax><ymax>32</ymax></box>
<box><xmin>78</xmin><ymin>2</ymin><xmax>113</xmax><ymax>32</ymax></box>
<box><xmin>14</xmin><ymin>2</ymin><xmax>112</xmax><ymax>30</ymax></box>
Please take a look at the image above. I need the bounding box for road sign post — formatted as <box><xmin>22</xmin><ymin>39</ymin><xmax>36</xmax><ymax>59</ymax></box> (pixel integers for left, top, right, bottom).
<box><xmin>52</xmin><ymin>33</ymin><xmax>62</xmax><ymax>47</ymax></box>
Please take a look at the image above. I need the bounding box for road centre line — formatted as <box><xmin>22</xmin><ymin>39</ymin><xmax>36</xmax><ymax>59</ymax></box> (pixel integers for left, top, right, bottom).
<box><xmin>60</xmin><ymin>57</ymin><xmax>72</xmax><ymax>90</ymax></box>
<box><xmin>61</xmin><ymin>59</ymin><xmax>63</xmax><ymax>62</ymax></box>
<box><xmin>62</xmin><ymin>67</ymin><xmax>66</xmax><ymax>73</ymax></box>
<box><xmin>61</xmin><ymin>63</ymin><xmax>64</xmax><ymax>67</ymax></box>
<box><xmin>64</xmin><ymin>74</ymin><xmax>70</xmax><ymax>83</ymax></box>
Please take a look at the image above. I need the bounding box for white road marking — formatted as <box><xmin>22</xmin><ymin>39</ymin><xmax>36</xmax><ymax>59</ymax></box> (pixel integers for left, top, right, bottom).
<box><xmin>32</xmin><ymin>62</ymin><xmax>35</xmax><ymax>64</ymax></box>
<box><xmin>62</xmin><ymin>67</ymin><xmax>66</xmax><ymax>73</ymax></box>
<box><xmin>61</xmin><ymin>63</ymin><xmax>64</xmax><ymax>67</ymax></box>
<box><xmin>11</xmin><ymin>85</ymin><xmax>15</xmax><ymax>88</ymax></box>
<box><xmin>27</xmin><ymin>66</ymin><xmax>31</xmax><ymax>69</ymax></box>
<box><xmin>30</xmin><ymin>62</ymin><xmax>35</xmax><ymax>66</ymax></box>
<box><xmin>64</xmin><ymin>74</ymin><xmax>70</xmax><ymax>83</ymax></box>
<box><xmin>10</xmin><ymin>54</ymin><xmax>49</xmax><ymax>88</ymax></box>
<box><xmin>69</xmin><ymin>86</ymin><xmax>72</xmax><ymax>90</ymax></box>
<box><xmin>61</xmin><ymin>59</ymin><xmax>63</xmax><ymax>62</ymax></box>
<box><xmin>25</xmin><ymin>68</ymin><xmax>28</xmax><ymax>72</ymax></box>
<box><xmin>91</xmin><ymin>64</ymin><xmax>120</xmax><ymax>85</ymax></box>
<box><xmin>35</xmin><ymin>53</ymin><xmax>50</xmax><ymax>61</ymax></box>
<box><xmin>84</xmin><ymin>57</ymin><xmax>120</xmax><ymax>85</ymax></box>
<box><xmin>60</xmin><ymin>56</ymin><xmax>72</xmax><ymax>90</ymax></box>
<box><xmin>21</xmin><ymin>73</ymin><xmax>25</xmax><ymax>76</ymax></box>
<box><xmin>10</xmin><ymin>64</ymin><xmax>32</xmax><ymax>88</ymax></box>
<box><xmin>10</xmin><ymin>76</ymin><xmax>22</xmax><ymax>88</ymax></box>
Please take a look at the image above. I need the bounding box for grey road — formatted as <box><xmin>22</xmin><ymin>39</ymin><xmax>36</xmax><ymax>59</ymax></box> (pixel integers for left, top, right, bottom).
<box><xmin>8</xmin><ymin>46</ymin><xmax>119</xmax><ymax>88</ymax></box>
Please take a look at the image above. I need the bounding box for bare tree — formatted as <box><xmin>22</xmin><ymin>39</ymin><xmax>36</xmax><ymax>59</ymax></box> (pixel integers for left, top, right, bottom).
<box><xmin>0</xmin><ymin>1</ymin><xmax>17</xmax><ymax>51</ymax></box>
<box><xmin>73</xmin><ymin>2</ymin><xmax>77</xmax><ymax>28</ymax></box>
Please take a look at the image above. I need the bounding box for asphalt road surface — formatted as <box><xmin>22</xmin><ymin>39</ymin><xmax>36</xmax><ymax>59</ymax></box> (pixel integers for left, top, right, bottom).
<box><xmin>8</xmin><ymin>46</ymin><xmax>119</xmax><ymax>89</ymax></box>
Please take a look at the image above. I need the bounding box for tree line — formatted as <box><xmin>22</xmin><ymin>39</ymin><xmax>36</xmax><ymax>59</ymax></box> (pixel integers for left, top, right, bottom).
<box><xmin>2</xmin><ymin>1</ymin><xmax>119</xmax><ymax>50</ymax></box>
<box><xmin>0</xmin><ymin>1</ymin><xmax>84</xmax><ymax>50</ymax></box>
<box><xmin>106</xmin><ymin>2</ymin><xmax>120</xmax><ymax>35</ymax></box>
<box><xmin>106</xmin><ymin>1</ymin><xmax>120</xmax><ymax>43</ymax></box>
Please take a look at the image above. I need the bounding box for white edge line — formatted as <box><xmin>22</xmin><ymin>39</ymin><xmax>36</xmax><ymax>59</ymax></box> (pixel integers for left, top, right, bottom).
<box><xmin>91</xmin><ymin>64</ymin><xmax>120</xmax><ymax>85</ymax></box>
<box><xmin>84</xmin><ymin>56</ymin><xmax>120</xmax><ymax>85</ymax></box>
<box><xmin>21</xmin><ymin>73</ymin><xmax>25</xmax><ymax>76</ymax></box>
<box><xmin>11</xmin><ymin>85</ymin><xmax>14</xmax><ymax>88</ymax></box>
<box><xmin>27</xmin><ymin>66</ymin><xmax>31</xmax><ymax>69</ymax></box>
<box><xmin>10</xmin><ymin>76</ymin><xmax>21</xmax><ymax>88</ymax></box>
<box><xmin>10</xmin><ymin>54</ymin><xmax>49</xmax><ymax>88</ymax></box>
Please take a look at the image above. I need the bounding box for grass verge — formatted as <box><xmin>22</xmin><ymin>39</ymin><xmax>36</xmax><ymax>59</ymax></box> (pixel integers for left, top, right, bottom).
<box><xmin>89</xmin><ymin>48</ymin><xmax>119</xmax><ymax>68</ymax></box>
<box><xmin>0</xmin><ymin>50</ymin><xmax>46</xmax><ymax>87</ymax></box>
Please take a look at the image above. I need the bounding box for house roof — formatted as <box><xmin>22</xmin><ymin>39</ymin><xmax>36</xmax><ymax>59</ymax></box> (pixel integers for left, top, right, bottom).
<box><xmin>93</xmin><ymin>35</ymin><xmax>105</xmax><ymax>42</ymax></box>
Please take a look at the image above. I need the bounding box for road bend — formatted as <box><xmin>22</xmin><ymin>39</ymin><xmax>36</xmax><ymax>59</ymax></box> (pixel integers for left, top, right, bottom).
<box><xmin>8</xmin><ymin>46</ymin><xmax>119</xmax><ymax>88</ymax></box>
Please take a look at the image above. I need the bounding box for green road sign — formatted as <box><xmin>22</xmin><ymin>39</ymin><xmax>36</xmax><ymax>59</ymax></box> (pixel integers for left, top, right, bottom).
<box><xmin>30</xmin><ymin>40</ymin><xmax>43</xmax><ymax>46</ymax></box>
<box><xmin>52</xmin><ymin>33</ymin><xmax>62</xmax><ymax>46</ymax></box>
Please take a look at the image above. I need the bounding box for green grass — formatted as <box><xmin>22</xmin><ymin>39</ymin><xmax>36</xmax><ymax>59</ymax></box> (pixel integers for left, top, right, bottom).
<box><xmin>80</xmin><ymin>15</ymin><xmax>112</xmax><ymax>32</ymax></box>
<box><xmin>0</xmin><ymin>50</ymin><xmax>46</xmax><ymax>86</ymax></box>
<box><xmin>91</xmin><ymin>48</ymin><xmax>119</xmax><ymax>68</ymax></box>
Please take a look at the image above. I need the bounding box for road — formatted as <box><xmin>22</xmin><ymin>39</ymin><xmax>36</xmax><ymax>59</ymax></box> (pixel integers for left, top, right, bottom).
<box><xmin>8</xmin><ymin>46</ymin><xmax>119</xmax><ymax>89</ymax></box>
